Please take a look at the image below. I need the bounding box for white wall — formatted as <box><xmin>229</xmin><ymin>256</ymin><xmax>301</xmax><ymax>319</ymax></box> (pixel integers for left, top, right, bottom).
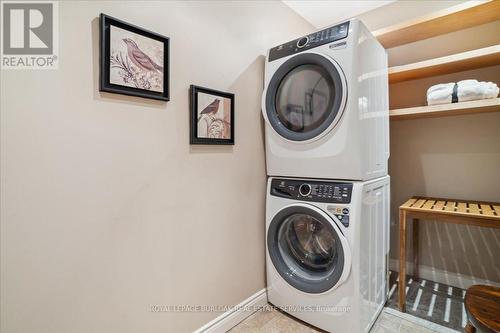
<box><xmin>0</xmin><ymin>1</ymin><xmax>313</xmax><ymax>332</ymax></box>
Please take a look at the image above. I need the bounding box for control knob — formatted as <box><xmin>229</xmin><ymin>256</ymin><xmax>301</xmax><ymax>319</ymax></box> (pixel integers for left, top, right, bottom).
<box><xmin>299</xmin><ymin>183</ymin><xmax>312</xmax><ymax>196</ymax></box>
<box><xmin>296</xmin><ymin>36</ymin><xmax>309</xmax><ymax>48</ymax></box>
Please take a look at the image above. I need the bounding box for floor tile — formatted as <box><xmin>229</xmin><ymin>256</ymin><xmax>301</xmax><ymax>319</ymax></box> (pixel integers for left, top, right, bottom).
<box><xmin>371</xmin><ymin>323</ymin><xmax>399</xmax><ymax>333</ymax></box>
<box><xmin>229</xmin><ymin>304</ymin><xmax>457</xmax><ymax>333</ymax></box>
<box><xmin>229</xmin><ymin>308</ymin><xmax>278</xmax><ymax>332</ymax></box>
<box><xmin>377</xmin><ymin>313</ymin><xmax>402</xmax><ymax>332</ymax></box>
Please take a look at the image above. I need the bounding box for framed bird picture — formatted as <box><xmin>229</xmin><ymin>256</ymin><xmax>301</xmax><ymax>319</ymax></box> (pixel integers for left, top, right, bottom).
<box><xmin>99</xmin><ymin>14</ymin><xmax>169</xmax><ymax>101</ymax></box>
<box><xmin>190</xmin><ymin>85</ymin><xmax>235</xmax><ymax>145</ymax></box>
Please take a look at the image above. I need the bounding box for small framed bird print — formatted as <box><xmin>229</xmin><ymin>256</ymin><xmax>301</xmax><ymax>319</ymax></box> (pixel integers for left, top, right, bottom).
<box><xmin>99</xmin><ymin>14</ymin><xmax>169</xmax><ymax>101</ymax></box>
<box><xmin>190</xmin><ymin>85</ymin><xmax>235</xmax><ymax>145</ymax></box>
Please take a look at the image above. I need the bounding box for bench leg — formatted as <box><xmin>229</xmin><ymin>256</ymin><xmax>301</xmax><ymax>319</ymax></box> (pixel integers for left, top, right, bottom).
<box><xmin>413</xmin><ymin>218</ymin><xmax>419</xmax><ymax>280</ymax></box>
<box><xmin>398</xmin><ymin>209</ymin><xmax>407</xmax><ymax>312</ymax></box>
<box><xmin>464</xmin><ymin>322</ymin><xmax>476</xmax><ymax>333</ymax></box>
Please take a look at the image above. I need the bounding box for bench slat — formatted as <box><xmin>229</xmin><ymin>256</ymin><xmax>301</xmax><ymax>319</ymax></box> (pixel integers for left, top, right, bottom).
<box><xmin>469</xmin><ymin>203</ymin><xmax>480</xmax><ymax>214</ymax></box>
<box><xmin>434</xmin><ymin>201</ymin><xmax>446</xmax><ymax>210</ymax></box>
<box><xmin>444</xmin><ymin>201</ymin><xmax>457</xmax><ymax>211</ymax></box>
<box><xmin>413</xmin><ymin>199</ymin><xmax>427</xmax><ymax>209</ymax></box>
<box><xmin>457</xmin><ymin>202</ymin><xmax>467</xmax><ymax>213</ymax></box>
<box><xmin>481</xmin><ymin>204</ymin><xmax>496</xmax><ymax>216</ymax></box>
<box><xmin>423</xmin><ymin>200</ymin><xmax>436</xmax><ymax>209</ymax></box>
<box><xmin>401</xmin><ymin>198</ymin><xmax>417</xmax><ymax>208</ymax></box>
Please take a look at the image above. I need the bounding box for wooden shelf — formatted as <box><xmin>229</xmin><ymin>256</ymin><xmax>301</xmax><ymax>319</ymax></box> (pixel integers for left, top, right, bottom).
<box><xmin>373</xmin><ymin>0</ymin><xmax>500</xmax><ymax>49</ymax></box>
<box><xmin>390</xmin><ymin>98</ymin><xmax>500</xmax><ymax>120</ymax></box>
<box><xmin>388</xmin><ymin>45</ymin><xmax>500</xmax><ymax>83</ymax></box>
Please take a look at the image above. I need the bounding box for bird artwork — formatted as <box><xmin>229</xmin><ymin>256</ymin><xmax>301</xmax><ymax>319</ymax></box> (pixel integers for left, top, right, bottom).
<box><xmin>197</xmin><ymin>98</ymin><xmax>231</xmax><ymax>139</ymax></box>
<box><xmin>198</xmin><ymin>99</ymin><xmax>220</xmax><ymax>121</ymax></box>
<box><xmin>122</xmin><ymin>38</ymin><xmax>163</xmax><ymax>73</ymax></box>
<box><xmin>109</xmin><ymin>27</ymin><xmax>164</xmax><ymax>93</ymax></box>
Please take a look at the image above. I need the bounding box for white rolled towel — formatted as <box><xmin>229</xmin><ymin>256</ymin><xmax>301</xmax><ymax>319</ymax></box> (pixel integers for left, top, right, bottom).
<box><xmin>427</xmin><ymin>80</ymin><xmax>499</xmax><ymax>105</ymax></box>
<box><xmin>427</xmin><ymin>82</ymin><xmax>455</xmax><ymax>105</ymax></box>
<box><xmin>458</xmin><ymin>79</ymin><xmax>499</xmax><ymax>101</ymax></box>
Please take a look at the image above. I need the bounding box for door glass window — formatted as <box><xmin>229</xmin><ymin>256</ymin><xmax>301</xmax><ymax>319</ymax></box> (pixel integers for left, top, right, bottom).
<box><xmin>278</xmin><ymin>213</ymin><xmax>338</xmax><ymax>280</ymax></box>
<box><xmin>275</xmin><ymin>65</ymin><xmax>335</xmax><ymax>133</ymax></box>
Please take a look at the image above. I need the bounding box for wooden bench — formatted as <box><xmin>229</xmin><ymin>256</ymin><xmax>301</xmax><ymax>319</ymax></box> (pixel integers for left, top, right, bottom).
<box><xmin>398</xmin><ymin>197</ymin><xmax>500</xmax><ymax>312</ymax></box>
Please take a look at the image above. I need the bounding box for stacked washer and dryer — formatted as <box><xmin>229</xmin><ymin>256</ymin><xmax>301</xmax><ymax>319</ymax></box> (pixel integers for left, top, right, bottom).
<box><xmin>262</xmin><ymin>20</ymin><xmax>390</xmax><ymax>333</ymax></box>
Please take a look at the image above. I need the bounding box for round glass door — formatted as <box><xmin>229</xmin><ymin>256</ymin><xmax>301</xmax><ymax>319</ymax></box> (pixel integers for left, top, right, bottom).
<box><xmin>265</xmin><ymin>53</ymin><xmax>345</xmax><ymax>142</ymax></box>
<box><xmin>268</xmin><ymin>205</ymin><xmax>345</xmax><ymax>293</ymax></box>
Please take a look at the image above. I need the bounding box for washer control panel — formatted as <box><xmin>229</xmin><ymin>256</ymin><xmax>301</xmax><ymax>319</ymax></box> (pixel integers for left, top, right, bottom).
<box><xmin>270</xmin><ymin>178</ymin><xmax>353</xmax><ymax>204</ymax></box>
<box><xmin>268</xmin><ymin>21</ymin><xmax>349</xmax><ymax>62</ymax></box>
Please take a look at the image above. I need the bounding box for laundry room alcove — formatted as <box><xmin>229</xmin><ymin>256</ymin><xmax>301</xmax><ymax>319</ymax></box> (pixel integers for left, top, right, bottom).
<box><xmin>366</xmin><ymin>1</ymin><xmax>500</xmax><ymax>330</ymax></box>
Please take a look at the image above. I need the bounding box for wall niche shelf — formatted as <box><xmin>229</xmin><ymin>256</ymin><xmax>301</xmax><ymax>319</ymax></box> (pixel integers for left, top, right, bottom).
<box><xmin>390</xmin><ymin>98</ymin><xmax>500</xmax><ymax>120</ymax></box>
<box><xmin>373</xmin><ymin>0</ymin><xmax>500</xmax><ymax>49</ymax></box>
<box><xmin>388</xmin><ymin>45</ymin><xmax>500</xmax><ymax>83</ymax></box>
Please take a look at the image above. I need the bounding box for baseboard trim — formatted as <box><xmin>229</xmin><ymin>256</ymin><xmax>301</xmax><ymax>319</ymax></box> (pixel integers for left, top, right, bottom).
<box><xmin>192</xmin><ymin>289</ymin><xmax>268</xmax><ymax>333</ymax></box>
<box><xmin>389</xmin><ymin>259</ymin><xmax>500</xmax><ymax>289</ymax></box>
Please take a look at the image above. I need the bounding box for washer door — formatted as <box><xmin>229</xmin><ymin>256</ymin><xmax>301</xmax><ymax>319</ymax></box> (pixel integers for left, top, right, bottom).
<box><xmin>267</xmin><ymin>203</ymin><xmax>350</xmax><ymax>294</ymax></box>
<box><xmin>264</xmin><ymin>53</ymin><xmax>346</xmax><ymax>142</ymax></box>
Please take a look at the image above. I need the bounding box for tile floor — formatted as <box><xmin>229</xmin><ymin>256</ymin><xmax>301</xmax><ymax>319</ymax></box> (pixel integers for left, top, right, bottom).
<box><xmin>229</xmin><ymin>305</ymin><xmax>459</xmax><ymax>333</ymax></box>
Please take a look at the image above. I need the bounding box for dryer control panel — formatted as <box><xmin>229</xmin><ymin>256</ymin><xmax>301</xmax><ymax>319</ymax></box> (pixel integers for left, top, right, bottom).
<box><xmin>270</xmin><ymin>178</ymin><xmax>352</xmax><ymax>204</ymax></box>
<box><xmin>268</xmin><ymin>21</ymin><xmax>349</xmax><ymax>62</ymax></box>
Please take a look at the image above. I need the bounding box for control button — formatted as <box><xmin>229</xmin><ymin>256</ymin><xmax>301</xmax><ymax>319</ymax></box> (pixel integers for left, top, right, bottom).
<box><xmin>342</xmin><ymin>208</ymin><xmax>349</xmax><ymax>215</ymax></box>
<box><xmin>296</xmin><ymin>36</ymin><xmax>309</xmax><ymax>48</ymax></box>
<box><xmin>299</xmin><ymin>183</ymin><xmax>312</xmax><ymax>196</ymax></box>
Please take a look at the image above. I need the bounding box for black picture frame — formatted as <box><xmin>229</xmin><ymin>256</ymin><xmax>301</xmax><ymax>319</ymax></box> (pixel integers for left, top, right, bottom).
<box><xmin>190</xmin><ymin>85</ymin><xmax>235</xmax><ymax>145</ymax></box>
<box><xmin>99</xmin><ymin>13</ymin><xmax>170</xmax><ymax>101</ymax></box>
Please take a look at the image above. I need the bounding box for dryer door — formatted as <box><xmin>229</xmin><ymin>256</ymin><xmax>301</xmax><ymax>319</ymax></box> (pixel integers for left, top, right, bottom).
<box><xmin>267</xmin><ymin>203</ymin><xmax>351</xmax><ymax>294</ymax></box>
<box><xmin>264</xmin><ymin>53</ymin><xmax>346</xmax><ymax>142</ymax></box>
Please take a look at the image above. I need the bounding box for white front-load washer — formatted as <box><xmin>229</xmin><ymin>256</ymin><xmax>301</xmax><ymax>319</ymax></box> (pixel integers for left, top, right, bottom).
<box><xmin>266</xmin><ymin>176</ymin><xmax>390</xmax><ymax>333</ymax></box>
<box><xmin>262</xmin><ymin>19</ymin><xmax>389</xmax><ymax>181</ymax></box>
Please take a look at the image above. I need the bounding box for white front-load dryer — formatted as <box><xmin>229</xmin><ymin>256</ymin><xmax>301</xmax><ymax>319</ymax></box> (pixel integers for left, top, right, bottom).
<box><xmin>262</xmin><ymin>19</ymin><xmax>389</xmax><ymax>181</ymax></box>
<box><xmin>266</xmin><ymin>176</ymin><xmax>390</xmax><ymax>333</ymax></box>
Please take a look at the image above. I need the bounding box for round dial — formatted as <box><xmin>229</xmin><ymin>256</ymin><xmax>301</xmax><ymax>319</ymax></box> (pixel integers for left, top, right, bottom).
<box><xmin>296</xmin><ymin>36</ymin><xmax>309</xmax><ymax>48</ymax></box>
<box><xmin>299</xmin><ymin>183</ymin><xmax>312</xmax><ymax>196</ymax></box>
